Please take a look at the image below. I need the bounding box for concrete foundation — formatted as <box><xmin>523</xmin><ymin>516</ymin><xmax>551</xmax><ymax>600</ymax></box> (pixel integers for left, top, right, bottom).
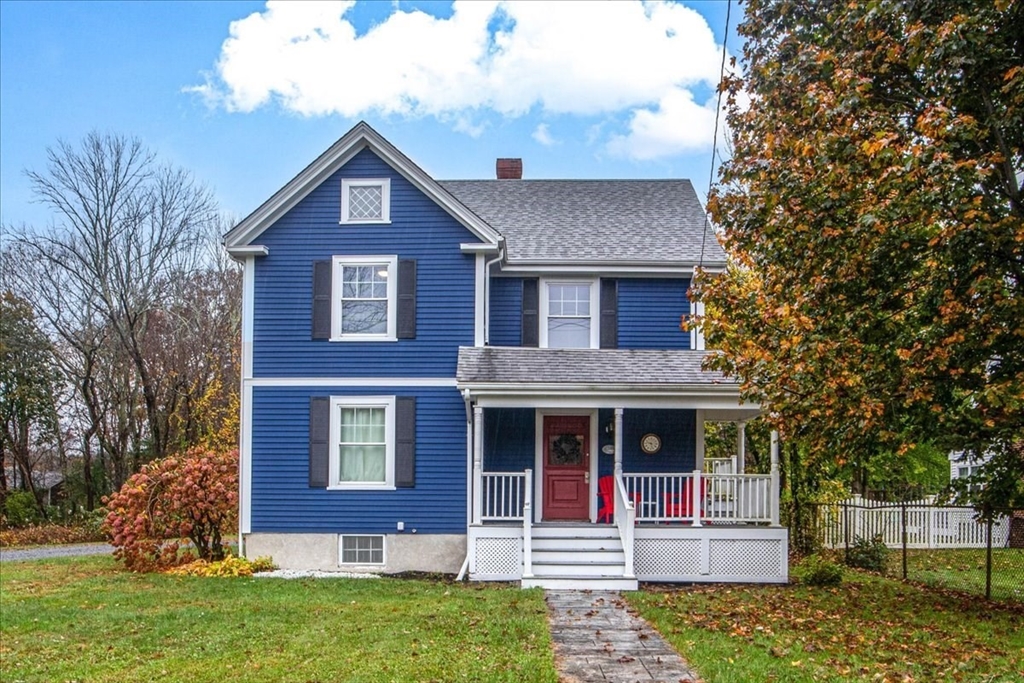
<box><xmin>244</xmin><ymin>533</ymin><xmax>466</xmax><ymax>574</ymax></box>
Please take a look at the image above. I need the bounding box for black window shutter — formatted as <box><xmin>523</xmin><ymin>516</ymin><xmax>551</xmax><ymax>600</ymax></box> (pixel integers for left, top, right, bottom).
<box><xmin>395</xmin><ymin>397</ymin><xmax>416</xmax><ymax>488</ymax></box>
<box><xmin>521</xmin><ymin>278</ymin><xmax>539</xmax><ymax>347</ymax></box>
<box><xmin>600</xmin><ymin>278</ymin><xmax>618</xmax><ymax>349</ymax></box>
<box><xmin>309</xmin><ymin>397</ymin><xmax>330</xmax><ymax>488</ymax></box>
<box><xmin>312</xmin><ymin>261</ymin><xmax>332</xmax><ymax>340</ymax></box>
<box><xmin>397</xmin><ymin>259</ymin><xmax>417</xmax><ymax>339</ymax></box>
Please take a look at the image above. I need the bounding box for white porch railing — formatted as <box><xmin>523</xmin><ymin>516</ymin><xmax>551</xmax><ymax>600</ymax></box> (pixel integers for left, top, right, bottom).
<box><xmin>478</xmin><ymin>470</ymin><xmax>778</xmax><ymax>526</ymax></box>
<box><xmin>624</xmin><ymin>471</ymin><xmax>775</xmax><ymax>524</ymax></box>
<box><xmin>613</xmin><ymin>474</ymin><xmax>636</xmax><ymax>578</ymax></box>
<box><xmin>480</xmin><ymin>471</ymin><xmax>528</xmax><ymax>521</ymax></box>
<box><xmin>704</xmin><ymin>456</ymin><xmax>737</xmax><ymax>474</ymax></box>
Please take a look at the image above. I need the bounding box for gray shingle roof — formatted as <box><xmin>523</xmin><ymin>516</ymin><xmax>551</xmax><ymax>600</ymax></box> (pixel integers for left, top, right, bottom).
<box><xmin>439</xmin><ymin>180</ymin><xmax>726</xmax><ymax>265</ymax></box>
<box><xmin>456</xmin><ymin>346</ymin><xmax>736</xmax><ymax>387</ymax></box>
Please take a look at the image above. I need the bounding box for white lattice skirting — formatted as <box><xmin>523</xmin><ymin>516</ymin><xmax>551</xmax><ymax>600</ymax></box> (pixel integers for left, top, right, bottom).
<box><xmin>634</xmin><ymin>527</ymin><xmax>788</xmax><ymax>583</ymax></box>
<box><xmin>468</xmin><ymin>526</ymin><xmax>522</xmax><ymax>580</ymax></box>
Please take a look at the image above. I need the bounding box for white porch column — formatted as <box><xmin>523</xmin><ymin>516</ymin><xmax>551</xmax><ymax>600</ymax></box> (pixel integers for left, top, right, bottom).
<box><xmin>613</xmin><ymin>408</ymin><xmax>624</xmax><ymax>477</ymax></box>
<box><xmin>695</xmin><ymin>409</ymin><xmax>706</xmax><ymax>471</ymax></box>
<box><xmin>472</xmin><ymin>405</ymin><xmax>483</xmax><ymax>525</ymax></box>
<box><xmin>770</xmin><ymin>429</ymin><xmax>781</xmax><ymax>527</ymax></box>
<box><xmin>736</xmin><ymin>421</ymin><xmax>747</xmax><ymax>474</ymax></box>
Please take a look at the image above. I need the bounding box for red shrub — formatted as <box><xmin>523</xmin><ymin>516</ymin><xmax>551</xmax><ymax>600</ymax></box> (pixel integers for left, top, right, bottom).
<box><xmin>103</xmin><ymin>448</ymin><xmax>238</xmax><ymax>572</ymax></box>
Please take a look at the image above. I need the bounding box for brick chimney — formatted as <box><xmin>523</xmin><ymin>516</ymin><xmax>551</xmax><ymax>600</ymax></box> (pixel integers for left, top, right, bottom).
<box><xmin>496</xmin><ymin>158</ymin><xmax>522</xmax><ymax>180</ymax></box>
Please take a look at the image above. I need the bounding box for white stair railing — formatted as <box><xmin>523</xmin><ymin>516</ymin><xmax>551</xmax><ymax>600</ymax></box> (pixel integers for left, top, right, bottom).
<box><xmin>613</xmin><ymin>474</ymin><xmax>635</xmax><ymax>579</ymax></box>
<box><xmin>522</xmin><ymin>469</ymin><xmax>533</xmax><ymax>578</ymax></box>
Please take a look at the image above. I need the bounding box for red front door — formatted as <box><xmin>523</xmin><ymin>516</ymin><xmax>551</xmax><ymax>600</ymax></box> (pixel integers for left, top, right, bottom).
<box><xmin>542</xmin><ymin>415</ymin><xmax>590</xmax><ymax>521</ymax></box>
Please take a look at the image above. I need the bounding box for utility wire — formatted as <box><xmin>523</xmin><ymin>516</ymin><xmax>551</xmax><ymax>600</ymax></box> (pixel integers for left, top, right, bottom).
<box><xmin>698</xmin><ymin>0</ymin><xmax>732</xmax><ymax>272</ymax></box>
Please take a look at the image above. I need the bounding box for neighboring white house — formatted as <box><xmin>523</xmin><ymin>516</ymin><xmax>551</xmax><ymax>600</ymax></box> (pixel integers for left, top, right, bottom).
<box><xmin>949</xmin><ymin>450</ymin><xmax>992</xmax><ymax>482</ymax></box>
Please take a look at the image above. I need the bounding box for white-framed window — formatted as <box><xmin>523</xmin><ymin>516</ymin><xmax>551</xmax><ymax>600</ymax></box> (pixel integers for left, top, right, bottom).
<box><xmin>540</xmin><ymin>279</ymin><xmax>598</xmax><ymax>349</ymax></box>
<box><xmin>328</xmin><ymin>396</ymin><xmax>395</xmax><ymax>489</ymax></box>
<box><xmin>332</xmin><ymin>255</ymin><xmax>397</xmax><ymax>341</ymax></box>
<box><xmin>341</xmin><ymin>178</ymin><xmax>391</xmax><ymax>224</ymax></box>
<box><xmin>339</xmin><ymin>535</ymin><xmax>385</xmax><ymax>565</ymax></box>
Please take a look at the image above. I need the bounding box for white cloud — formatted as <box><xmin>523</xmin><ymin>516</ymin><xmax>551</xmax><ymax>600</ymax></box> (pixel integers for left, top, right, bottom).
<box><xmin>606</xmin><ymin>87</ymin><xmax>719</xmax><ymax>160</ymax></box>
<box><xmin>532</xmin><ymin>123</ymin><xmax>556</xmax><ymax>146</ymax></box>
<box><xmin>196</xmin><ymin>0</ymin><xmax>729</xmax><ymax>158</ymax></box>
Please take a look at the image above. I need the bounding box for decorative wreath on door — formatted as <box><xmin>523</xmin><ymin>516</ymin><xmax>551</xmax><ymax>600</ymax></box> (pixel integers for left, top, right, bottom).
<box><xmin>550</xmin><ymin>433</ymin><xmax>582</xmax><ymax>465</ymax></box>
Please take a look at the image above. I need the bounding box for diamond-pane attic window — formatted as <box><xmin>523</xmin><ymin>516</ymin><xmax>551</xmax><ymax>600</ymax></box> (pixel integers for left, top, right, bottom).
<box><xmin>341</xmin><ymin>179</ymin><xmax>391</xmax><ymax>224</ymax></box>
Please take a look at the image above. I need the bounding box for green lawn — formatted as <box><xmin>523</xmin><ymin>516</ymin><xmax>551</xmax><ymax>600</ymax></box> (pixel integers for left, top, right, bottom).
<box><xmin>7</xmin><ymin>555</ymin><xmax>1023</xmax><ymax>683</ymax></box>
<box><xmin>627</xmin><ymin>565</ymin><xmax>1024</xmax><ymax>683</ymax></box>
<box><xmin>894</xmin><ymin>548</ymin><xmax>1024</xmax><ymax>601</ymax></box>
<box><xmin>0</xmin><ymin>556</ymin><xmax>558</xmax><ymax>683</ymax></box>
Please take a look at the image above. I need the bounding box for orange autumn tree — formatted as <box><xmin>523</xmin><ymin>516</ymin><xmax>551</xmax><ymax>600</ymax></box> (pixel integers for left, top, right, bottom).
<box><xmin>103</xmin><ymin>447</ymin><xmax>238</xmax><ymax>571</ymax></box>
<box><xmin>693</xmin><ymin>0</ymin><xmax>1024</xmax><ymax>505</ymax></box>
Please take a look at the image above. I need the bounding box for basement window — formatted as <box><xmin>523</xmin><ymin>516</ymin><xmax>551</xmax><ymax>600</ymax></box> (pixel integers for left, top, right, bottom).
<box><xmin>340</xmin><ymin>535</ymin><xmax>385</xmax><ymax>565</ymax></box>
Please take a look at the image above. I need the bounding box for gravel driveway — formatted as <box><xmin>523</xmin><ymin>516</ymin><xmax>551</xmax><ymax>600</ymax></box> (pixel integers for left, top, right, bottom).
<box><xmin>0</xmin><ymin>543</ymin><xmax>113</xmax><ymax>562</ymax></box>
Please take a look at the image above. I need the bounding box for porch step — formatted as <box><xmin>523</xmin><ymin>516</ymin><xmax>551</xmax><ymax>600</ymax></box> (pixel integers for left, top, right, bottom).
<box><xmin>532</xmin><ymin>559</ymin><xmax>627</xmax><ymax>577</ymax></box>
<box><xmin>533</xmin><ymin>548</ymin><xmax>625</xmax><ymax>564</ymax></box>
<box><xmin>531</xmin><ymin>524</ymin><xmax>619</xmax><ymax>539</ymax></box>
<box><xmin>532</xmin><ymin>536</ymin><xmax>623</xmax><ymax>551</ymax></box>
<box><xmin>522</xmin><ymin>576</ymin><xmax>639</xmax><ymax>590</ymax></box>
<box><xmin>525</xmin><ymin>524</ymin><xmax>631</xmax><ymax>588</ymax></box>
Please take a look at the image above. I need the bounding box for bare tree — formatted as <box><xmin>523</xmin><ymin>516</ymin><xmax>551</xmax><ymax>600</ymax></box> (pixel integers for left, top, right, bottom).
<box><xmin>16</xmin><ymin>132</ymin><xmax>218</xmax><ymax>466</ymax></box>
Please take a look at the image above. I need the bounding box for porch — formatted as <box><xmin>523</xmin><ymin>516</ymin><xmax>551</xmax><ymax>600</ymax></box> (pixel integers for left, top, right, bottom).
<box><xmin>467</xmin><ymin>467</ymin><xmax>787</xmax><ymax>589</ymax></box>
<box><xmin>456</xmin><ymin>346</ymin><xmax>789</xmax><ymax>589</ymax></box>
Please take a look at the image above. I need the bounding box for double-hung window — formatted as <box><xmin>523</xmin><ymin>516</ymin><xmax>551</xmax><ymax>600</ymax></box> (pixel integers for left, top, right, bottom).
<box><xmin>332</xmin><ymin>255</ymin><xmax>397</xmax><ymax>340</ymax></box>
<box><xmin>341</xmin><ymin>178</ymin><xmax>391</xmax><ymax>224</ymax></box>
<box><xmin>329</xmin><ymin>396</ymin><xmax>395</xmax><ymax>489</ymax></box>
<box><xmin>541</xmin><ymin>280</ymin><xmax>598</xmax><ymax>348</ymax></box>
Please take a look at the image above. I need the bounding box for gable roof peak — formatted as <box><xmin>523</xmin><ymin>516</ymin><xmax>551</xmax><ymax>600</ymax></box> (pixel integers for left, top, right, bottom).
<box><xmin>223</xmin><ymin>121</ymin><xmax>500</xmax><ymax>251</ymax></box>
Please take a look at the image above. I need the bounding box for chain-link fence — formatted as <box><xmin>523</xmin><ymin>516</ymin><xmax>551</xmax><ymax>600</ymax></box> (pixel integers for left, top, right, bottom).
<box><xmin>803</xmin><ymin>499</ymin><xmax>1024</xmax><ymax>602</ymax></box>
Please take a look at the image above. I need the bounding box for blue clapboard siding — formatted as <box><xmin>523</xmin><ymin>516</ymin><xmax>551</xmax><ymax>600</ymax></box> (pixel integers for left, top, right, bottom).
<box><xmin>482</xmin><ymin>407</ymin><xmax>695</xmax><ymax>477</ymax></box>
<box><xmin>483</xmin><ymin>408</ymin><xmax>534</xmax><ymax>471</ymax></box>
<box><xmin>488</xmin><ymin>277</ymin><xmax>522</xmax><ymax>347</ymax></box>
<box><xmin>250</xmin><ymin>385</ymin><xmax>467</xmax><ymax>534</ymax></box>
<box><xmin>487</xmin><ymin>277</ymin><xmax>691</xmax><ymax>350</ymax></box>
<box><xmin>616</xmin><ymin>278</ymin><xmax>692</xmax><ymax>349</ymax></box>
<box><xmin>596</xmin><ymin>409</ymin><xmax>696</xmax><ymax>476</ymax></box>
<box><xmin>253</xmin><ymin>148</ymin><xmax>480</xmax><ymax>377</ymax></box>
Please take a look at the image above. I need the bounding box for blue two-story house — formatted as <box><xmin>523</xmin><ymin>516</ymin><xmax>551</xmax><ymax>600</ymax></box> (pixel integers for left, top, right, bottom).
<box><xmin>224</xmin><ymin>122</ymin><xmax>787</xmax><ymax>589</ymax></box>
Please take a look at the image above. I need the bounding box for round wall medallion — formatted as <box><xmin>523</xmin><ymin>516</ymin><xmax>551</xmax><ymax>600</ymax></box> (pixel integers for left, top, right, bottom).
<box><xmin>640</xmin><ymin>433</ymin><xmax>662</xmax><ymax>455</ymax></box>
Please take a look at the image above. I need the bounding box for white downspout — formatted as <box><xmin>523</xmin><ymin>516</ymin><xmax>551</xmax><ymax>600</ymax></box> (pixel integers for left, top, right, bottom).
<box><xmin>483</xmin><ymin>238</ymin><xmax>505</xmax><ymax>345</ymax></box>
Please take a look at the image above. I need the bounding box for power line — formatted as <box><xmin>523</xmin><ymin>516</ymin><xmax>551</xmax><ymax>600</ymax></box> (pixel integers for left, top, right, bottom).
<box><xmin>698</xmin><ymin>0</ymin><xmax>732</xmax><ymax>271</ymax></box>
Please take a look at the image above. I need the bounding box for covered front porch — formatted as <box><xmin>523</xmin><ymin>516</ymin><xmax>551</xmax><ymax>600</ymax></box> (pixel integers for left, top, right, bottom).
<box><xmin>457</xmin><ymin>347</ymin><xmax>788</xmax><ymax>589</ymax></box>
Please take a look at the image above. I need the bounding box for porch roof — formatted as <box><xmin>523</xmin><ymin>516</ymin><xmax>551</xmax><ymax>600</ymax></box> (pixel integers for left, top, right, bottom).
<box><xmin>457</xmin><ymin>346</ymin><xmax>736</xmax><ymax>388</ymax></box>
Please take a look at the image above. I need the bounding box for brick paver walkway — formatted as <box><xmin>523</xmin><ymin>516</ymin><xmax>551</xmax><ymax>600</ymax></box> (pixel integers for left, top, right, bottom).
<box><xmin>545</xmin><ymin>590</ymin><xmax>701</xmax><ymax>683</ymax></box>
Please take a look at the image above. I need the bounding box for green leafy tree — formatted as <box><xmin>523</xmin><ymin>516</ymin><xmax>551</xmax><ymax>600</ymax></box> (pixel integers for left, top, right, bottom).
<box><xmin>694</xmin><ymin>0</ymin><xmax>1024</xmax><ymax>506</ymax></box>
<box><xmin>0</xmin><ymin>292</ymin><xmax>60</xmax><ymax>513</ymax></box>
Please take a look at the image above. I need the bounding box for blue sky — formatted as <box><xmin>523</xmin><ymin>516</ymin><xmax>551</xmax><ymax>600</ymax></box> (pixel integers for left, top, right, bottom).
<box><xmin>0</xmin><ymin>1</ymin><xmax>740</xmax><ymax>230</ymax></box>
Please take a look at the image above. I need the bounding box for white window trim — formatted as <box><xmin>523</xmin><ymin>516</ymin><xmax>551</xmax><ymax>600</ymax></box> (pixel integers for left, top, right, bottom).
<box><xmin>340</xmin><ymin>178</ymin><xmax>391</xmax><ymax>224</ymax></box>
<box><xmin>328</xmin><ymin>395</ymin><xmax>396</xmax><ymax>490</ymax></box>
<box><xmin>331</xmin><ymin>255</ymin><xmax>398</xmax><ymax>342</ymax></box>
<box><xmin>338</xmin><ymin>534</ymin><xmax>387</xmax><ymax>566</ymax></box>
<box><xmin>539</xmin><ymin>278</ymin><xmax>599</xmax><ymax>349</ymax></box>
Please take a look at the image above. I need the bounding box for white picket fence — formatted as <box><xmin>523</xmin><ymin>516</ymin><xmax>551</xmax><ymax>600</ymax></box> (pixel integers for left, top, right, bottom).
<box><xmin>819</xmin><ymin>496</ymin><xmax>1011</xmax><ymax>549</ymax></box>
